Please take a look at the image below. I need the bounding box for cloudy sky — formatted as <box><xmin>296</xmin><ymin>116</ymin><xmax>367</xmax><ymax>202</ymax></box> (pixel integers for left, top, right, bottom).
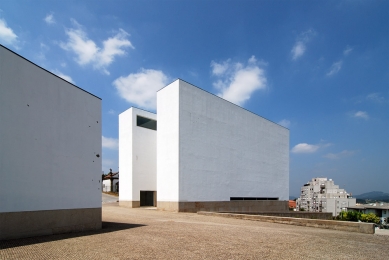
<box><xmin>1</xmin><ymin>0</ymin><xmax>388</xmax><ymax>196</ymax></box>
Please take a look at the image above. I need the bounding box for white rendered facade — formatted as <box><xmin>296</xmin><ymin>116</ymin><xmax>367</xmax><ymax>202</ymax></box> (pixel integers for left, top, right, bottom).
<box><xmin>119</xmin><ymin>108</ymin><xmax>157</xmax><ymax>207</ymax></box>
<box><xmin>103</xmin><ymin>179</ymin><xmax>119</xmax><ymax>192</ymax></box>
<box><xmin>296</xmin><ymin>178</ymin><xmax>356</xmax><ymax>216</ymax></box>
<box><xmin>157</xmin><ymin>80</ymin><xmax>289</xmax><ymax>205</ymax></box>
<box><xmin>120</xmin><ymin>79</ymin><xmax>289</xmax><ymax>212</ymax></box>
<box><xmin>102</xmin><ymin>172</ymin><xmax>119</xmax><ymax>192</ymax></box>
<box><xmin>0</xmin><ymin>45</ymin><xmax>102</xmax><ymax>239</ymax></box>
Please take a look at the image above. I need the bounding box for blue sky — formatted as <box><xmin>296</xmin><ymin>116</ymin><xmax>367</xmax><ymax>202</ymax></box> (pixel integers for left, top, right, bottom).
<box><xmin>1</xmin><ymin>0</ymin><xmax>388</xmax><ymax>196</ymax></box>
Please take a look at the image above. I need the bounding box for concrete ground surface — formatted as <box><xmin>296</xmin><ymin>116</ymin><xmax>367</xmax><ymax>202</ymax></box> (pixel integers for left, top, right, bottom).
<box><xmin>102</xmin><ymin>192</ymin><xmax>119</xmax><ymax>204</ymax></box>
<box><xmin>1</xmin><ymin>203</ymin><xmax>388</xmax><ymax>259</ymax></box>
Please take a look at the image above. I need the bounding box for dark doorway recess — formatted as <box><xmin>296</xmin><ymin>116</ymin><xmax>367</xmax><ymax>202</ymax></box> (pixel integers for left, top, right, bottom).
<box><xmin>140</xmin><ymin>191</ymin><xmax>155</xmax><ymax>206</ymax></box>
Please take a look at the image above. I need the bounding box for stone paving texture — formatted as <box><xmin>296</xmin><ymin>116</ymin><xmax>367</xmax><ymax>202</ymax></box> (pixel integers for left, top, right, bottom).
<box><xmin>1</xmin><ymin>202</ymin><xmax>389</xmax><ymax>259</ymax></box>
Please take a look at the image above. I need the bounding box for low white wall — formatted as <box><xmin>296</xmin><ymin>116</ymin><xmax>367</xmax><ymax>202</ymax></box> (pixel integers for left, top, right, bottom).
<box><xmin>0</xmin><ymin>45</ymin><xmax>101</xmax><ymax>213</ymax></box>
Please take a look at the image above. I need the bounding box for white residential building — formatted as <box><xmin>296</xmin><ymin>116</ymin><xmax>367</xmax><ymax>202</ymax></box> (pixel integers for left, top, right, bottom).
<box><xmin>0</xmin><ymin>45</ymin><xmax>102</xmax><ymax>240</ymax></box>
<box><xmin>102</xmin><ymin>169</ymin><xmax>119</xmax><ymax>192</ymax></box>
<box><xmin>296</xmin><ymin>178</ymin><xmax>356</xmax><ymax>216</ymax></box>
<box><xmin>119</xmin><ymin>79</ymin><xmax>289</xmax><ymax>212</ymax></box>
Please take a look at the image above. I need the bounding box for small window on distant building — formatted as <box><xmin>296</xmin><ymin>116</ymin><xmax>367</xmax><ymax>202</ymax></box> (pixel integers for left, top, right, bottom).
<box><xmin>137</xmin><ymin>115</ymin><xmax>157</xmax><ymax>130</ymax></box>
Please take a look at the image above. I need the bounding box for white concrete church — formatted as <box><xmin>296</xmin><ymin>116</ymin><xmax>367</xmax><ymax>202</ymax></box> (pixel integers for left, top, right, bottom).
<box><xmin>119</xmin><ymin>79</ymin><xmax>289</xmax><ymax>212</ymax></box>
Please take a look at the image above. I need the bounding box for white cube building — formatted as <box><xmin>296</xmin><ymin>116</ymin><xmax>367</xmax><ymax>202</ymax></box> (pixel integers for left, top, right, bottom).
<box><xmin>119</xmin><ymin>79</ymin><xmax>289</xmax><ymax>212</ymax></box>
<box><xmin>0</xmin><ymin>45</ymin><xmax>102</xmax><ymax>240</ymax></box>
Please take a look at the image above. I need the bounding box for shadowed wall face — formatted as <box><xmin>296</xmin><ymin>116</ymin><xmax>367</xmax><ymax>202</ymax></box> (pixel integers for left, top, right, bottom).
<box><xmin>0</xmin><ymin>45</ymin><xmax>102</xmax><ymax>239</ymax></box>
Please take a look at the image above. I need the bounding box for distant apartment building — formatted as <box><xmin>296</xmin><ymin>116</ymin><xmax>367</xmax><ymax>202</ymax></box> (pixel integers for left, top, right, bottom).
<box><xmin>296</xmin><ymin>178</ymin><xmax>356</xmax><ymax>216</ymax></box>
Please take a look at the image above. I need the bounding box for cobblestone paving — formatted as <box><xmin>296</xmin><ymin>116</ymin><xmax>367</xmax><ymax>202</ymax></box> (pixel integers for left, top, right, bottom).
<box><xmin>1</xmin><ymin>203</ymin><xmax>388</xmax><ymax>259</ymax></box>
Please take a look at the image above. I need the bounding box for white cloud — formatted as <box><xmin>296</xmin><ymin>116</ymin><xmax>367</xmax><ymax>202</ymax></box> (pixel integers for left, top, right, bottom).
<box><xmin>278</xmin><ymin>119</ymin><xmax>291</xmax><ymax>128</ymax></box>
<box><xmin>211</xmin><ymin>59</ymin><xmax>230</xmax><ymax>76</ymax></box>
<box><xmin>0</xmin><ymin>18</ymin><xmax>17</xmax><ymax>45</ymax></box>
<box><xmin>52</xmin><ymin>70</ymin><xmax>75</xmax><ymax>84</ymax></box>
<box><xmin>353</xmin><ymin>111</ymin><xmax>369</xmax><ymax>120</ymax></box>
<box><xmin>44</xmin><ymin>13</ymin><xmax>55</xmax><ymax>25</ymax></box>
<box><xmin>291</xmin><ymin>143</ymin><xmax>319</xmax><ymax>154</ymax></box>
<box><xmin>326</xmin><ymin>60</ymin><xmax>342</xmax><ymax>76</ymax></box>
<box><xmin>60</xmin><ymin>20</ymin><xmax>133</xmax><ymax>75</ymax></box>
<box><xmin>343</xmin><ymin>46</ymin><xmax>353</xmax><ymax>56</ymax></box>
<box><xmin>60</xmin><ymin>25</ymin><xmax>99</xmax><ymax>65</ymax></box>
<box><xmin>102</xmin><ymin>136</ymin><xmax>118</xmax><ymax>150</ymax></box>
<box><xmin>366</xmin><ymin>93</ymin><xmax>385</xmax><ymax>103</ymax></box>
<box><xmin>108</xmin><ymin>109</ymin><xmax>115</xmax><ymax>115</ymax></box>
<box><xmin>291</xmin><ymin>29</ymin><xmax>316</xmax><ymax>60</ymax></box>
<box><xmin>323</xmin><ymin>150</ymin><xmax>356</xmax><ymax>160</ymax></box>
<box><xmin>211</xmin><ymin>56</ymin><xmax>267</xmax><ymax>106</ymax></box>
<box><xmin>291</xmin><ymin>41</ymin><xmax>305</xmax><ymax>60</ymax></box>
<box><xmin>113</xmin><ymin>69</ymin><xmax>169</xmax><ymax>110</ymax></box>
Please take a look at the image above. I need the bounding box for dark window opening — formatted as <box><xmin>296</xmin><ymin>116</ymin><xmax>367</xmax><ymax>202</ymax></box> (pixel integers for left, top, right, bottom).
<box><xmin>137</xmin><ymin>115</ymin><xmax>157</xmax><ymax>130</ymax></box>
<box><xmin>230</xmin><ymin>197</ymin><xmax>279</xmax><ymax>201</ymax></box>
<box><xmin>140</xmin><ymin>191</ymin><xmax>155</xmax><ymax>206</ymax></box>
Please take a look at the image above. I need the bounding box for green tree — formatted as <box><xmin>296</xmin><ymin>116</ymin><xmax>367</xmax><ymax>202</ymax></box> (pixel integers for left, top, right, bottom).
<box><xmin>360</xmin><ymin>213</ymin><xmax>380</xmax><ymax>224</ymax></box>
<box><xmin>337</xmin><ymin>211</ymin><xmax>380</xmax><ymax>224</ymax></box>
<box><xmin>346</xmin><ymin>211</ymin><xmax>361</xmax><ymax>222</ymax></box>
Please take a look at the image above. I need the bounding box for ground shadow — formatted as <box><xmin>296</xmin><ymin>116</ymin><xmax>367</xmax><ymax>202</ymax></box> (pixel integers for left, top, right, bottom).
<box><xmin>0</xmin><ymin>221</ymin><xmax>145</xmax><ymax>249</ymax></box>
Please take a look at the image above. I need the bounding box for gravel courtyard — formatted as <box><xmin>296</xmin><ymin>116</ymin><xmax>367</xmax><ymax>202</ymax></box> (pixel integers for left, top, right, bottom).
<box><xmin>1</xmin><ymin>202</ymin><xmax>388</xmax><ymax>259</ymax></box>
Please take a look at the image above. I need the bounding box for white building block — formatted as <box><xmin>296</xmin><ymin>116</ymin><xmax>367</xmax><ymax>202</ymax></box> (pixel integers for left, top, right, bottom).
<box><xmin>0</xmin><ymin>45</ymin><xmax>101</xmax><ymax>239</ymax></box>
<box><xmin>119</xmin><ymin>108</ymin><xmax>157</xmax><ymax>207</ymax></box>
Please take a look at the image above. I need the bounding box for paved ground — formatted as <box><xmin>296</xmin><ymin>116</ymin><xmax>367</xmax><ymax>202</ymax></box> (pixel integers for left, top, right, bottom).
<box><xmin>375</xmin><ymin>228</ymin><xmax>389</xmax><ymax>236</ymax></box>
<box><xmin>102</xmin><ymin>193</ymin><xmax>119</xmax><ymax>204</ymax></box>
<box><xmin>1</xmin><ymin>203</ymin><xmax>388</xmax><ymax>259</ymax></box>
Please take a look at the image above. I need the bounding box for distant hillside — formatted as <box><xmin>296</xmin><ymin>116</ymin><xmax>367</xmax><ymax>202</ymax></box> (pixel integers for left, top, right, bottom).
<box><xmin>353</xmin><ymin>191</ymin><xmax>389</xmax><ymax>203</ymax></box>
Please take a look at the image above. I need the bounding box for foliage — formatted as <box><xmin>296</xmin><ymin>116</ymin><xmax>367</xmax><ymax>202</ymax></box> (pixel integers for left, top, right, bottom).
<box><xmin>299</xmin><ymin>208</ymin><xmax>305</xmax><ymax>211</ymax></box>
<box><xmin>359</xmin><ymin>213</ymin><xmax>380</xmax><ymax>224</ymax></box>
<box><xmin>336</xmin><ymin>211</ymin><xmax>380</xmax><ymax>224</ymax></box>
<box><xmin>336</xmin><ymin>211</ymin><xmax>361</xmax><ymax>222</ymax></box>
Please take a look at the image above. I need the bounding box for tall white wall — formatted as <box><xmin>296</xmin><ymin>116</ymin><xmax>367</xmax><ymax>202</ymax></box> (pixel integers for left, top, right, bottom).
<box><xmin>0</xmin><ymin>45</ymin><xmax>101</xmax><ymax>213</ymax></box>
<box><xmin>178</xmin><ymin>80</ymin><xmax>289</xmax><ymax>201</ymax></box>
<box><xmin>158</xmin><ymin>80</ymin><xmax>289</xmax><ymax>202</ymax></box>
<box><xmin>132</xmin><ymin>109</ymin><xmax>157</xmax><ymax>200</ymax></box>
<box><xmin>157</xmin><ymin>82</ymin><xmax>180</xmax><ymax>202</ymax></box>
<box><xmin>118</xmin><ymin>109</ymin><xmax>133</xmax><ymax>202</ymax></box>
<box><xmin>119</xmin><ymin>108</ymin><xmax>157</xmax><ymax>202</ymax></box>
